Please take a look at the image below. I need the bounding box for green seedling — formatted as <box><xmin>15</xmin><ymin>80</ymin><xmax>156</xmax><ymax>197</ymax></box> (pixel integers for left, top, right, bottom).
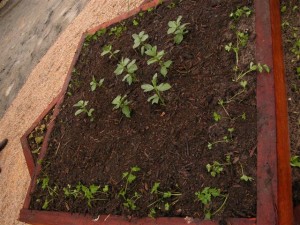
<box><xmin>213</xmin><ymin>112</ymin><xmax>221</xmax><ymax>122</ymax></box>
<box><xmin>145</xmin><ymin>45</ymin><xmax>173</xmax><ymax>77</ymax></box>
<box><xmin>148</xmin><ymin>182</ymin><xmax>181</xmax><ymax>218</ymax></box>
<box><xmin>64</xmin><ymin>183</ymin><xmax>109</xmax><ymax>207</ymax></box>
<box><xmin>167</xmin><ymin>16</ymin><xmax>189</xmax><ymax>44</ymax></box>
<box><xmin>96</xmin><ymin>28</ymin><xmax>107</xmax><ymax>36</ymax></box>
<box><xmin>73</xmin><ymin>100</ymin><xmax>94</xmax><ymax>121</ymax></box>
<box><xmin>167</xmin><ymin>2</ymin><xmax>176</xmax><ymax>9</ymax></box>
<box><xmin>90</xmin><ymin>76</ymin><xmax>104</xmax><ymax>91</ymax></box>
<box><xmin>291</xmin><ymin>156</ymin><xmax>300</xmax><ymax>168</ymax></box>
<box><xmin>293</xmin><ymin>6</ymin><xmax>299</xmax><ymax>12</ymax></box>
<box><xmin>195</xmin><ymin>187</ymin><xmax>228</xmax><ymax>220</ymax></box>
<box><xmin>297</xmin><ymin>67</ymin><xmax>300</xmax><ymax>78</ymax></box>
<box><xmin>206</xmin><ymin>161</ymin><xmax>224</xmax><ymax>177</ymax></box>
<box><xmin>225</xmin><ymin>31</ymin><xmax>249</xmax><ymax>67</ymax></box>
<box><xmin>208</xmin><ymin>128</ymin><xmax>234</xmax><ymax>150</ymax></box>
<box><xmin>282</xmin><ymin>20</ymin><xmax>290</xmax><ymax>29</ymax></box>
<box><xmin>114</xmin><ymin>58</ymin><xmax>138</xmax><ymax>85</ymax></box>
<box><xmin>281</xmin><ymin>5</ymin><xmax>287</xmax><ymax>13</ymax></box>
<box><xmin>235</xmin><ymin>62</ymin><xmax>270</xmax><ymax>81</ymax></box>
<box><xmin>239</xmin><ymin>163</ymin><xmax>254</xmax><ymax>182</ymax></box>
<box><xmin>119</xmin><ymin>167</ymin><xmax>141</xmax><ymax>210</ymax></box>
<box><xmin>101</xmin><ymin>45</ymin><xmax>120</xmax><ymax>59</ymax></box>
<box><xmin>132</xmin><ymin>31</ymin><xmax>150</xmax><ymax>55</ymax></box>
<box><xmin>112</xmin><ymin>95</ymin><xmax>131</xmax><ymax>118</ymax></box>
<box><xmin>36</xmin><ymin>176</ymin><xmax>58</xmax><ymax>209</ymax></box>
<box><xmin>230</xmin><ymin>6</ymin><xmax>252</xmax><ymax>20</ymax></box>
<box><xmin>132</xmin><ymin>18</ymin><xmax>139</xmax><ymax>26</ymax></box>
<box><xmin>291</xmin><ymin>38</ymin><xmax>300</xmax><ymax>60</ymax></box>
<box><xmin>207</xmin><ymin>136</ymin><xmax>229</xmax><ymax>150</ymax></box>
<box><xmin>109</xmin><ymin>23</ymin><xmax>126</xmax><ymax>37</ymax></box>
<box><xmin>141</xmin><ymin>73</ymin><xmax>172</xmax><ymax>105</ymax></box>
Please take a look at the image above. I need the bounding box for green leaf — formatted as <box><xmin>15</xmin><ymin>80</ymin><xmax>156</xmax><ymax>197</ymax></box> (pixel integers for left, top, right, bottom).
<box><xmin>291</xmin><ymin>156</ymin><xmax>300</xmax><ymax>167</ymax></box>
<box><xmin>168</xmin><ymin>27</ymin><xmax>177</xmax><ymax>34</ymax></box>
<box><xmin>151</xmin><ymin>182</ymin><xmax>160</xmax><ymax>194</ymax></box>
<box><xmin>148</xmin><ymin>94</ymin><xmax>159</xmax><ymax>104</ymax></box>
<box><xmin>160</xmin><ymin>66</ymin><xmax>168</xmax><ymax>77</ymax></box>
<box><xmin>122</xmin><ymin>105</ymin><xmax>131</xmax><ymax>118</ymax></box>
<box><xmin>42</xmin><ymin>199</ymin><xmax>50</xmax><ymax>209</ymax></box>
<box><xmin>131</xmin><ymin>166</ymin><xmax>141</xmax><ymax>172</ymax></box>
<box><xmin>103</xmin><ymin>185</ymin><xmax>109</xmax><ymax>193</ymax></box>
<box><xmin>240</xmin><ymin>174</ymin><xmax>254</xmax><ymax>182</ymax></box>
<box><xmin>141</xmin><ymin>84</ymin><xmax>154</xmax><ymax>92</ymax></box>
<box><xmin>165</xmin><ymin>202</ymin><xmax>170</xmax><ymax>211</ymax></box>
<box><xmin>164</xmin><ymin>60</ymin><xmax>173</xmax><ymax>68</ymax></box>
<box><xmin>127</xmin><ymin>174</ymin><xmax>137</xmax><ymax>183</ymax></box>
<box><xmin>75</xmin><ymin>109</ymin><xmax>84</xmax><ymax>116</ymax></box>
<box><xmin>157</xmin><ymin>83</ymin><xmax>172</xmax><ymax>92</ymax></box>
<box><xmin>35</xmin><ymin>136</ymin><xmax>44</xmax><ymax>145</ymax></box>
<box><xmin>89</xmin><ymin>184</ymin><xmax>99</xmax><ymax>194</ymax></box>
<box><xmin>147</xmin><ymin>58</ymin><xmax>158</xmax><ymax>65</ymax></box>
<box><xmin>163</xmin><ymin>191</ymin><xmax>172</xmax><ymax>198</ymax></box>
<box><xmin>175</xmin><ymin>34</ymin><xmax>184</xmax><ymax>44</ymax></box>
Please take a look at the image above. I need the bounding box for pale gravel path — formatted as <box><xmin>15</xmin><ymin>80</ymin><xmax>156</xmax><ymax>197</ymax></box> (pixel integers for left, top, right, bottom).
<box><xmin>0</xmin><ymin>0</ymin><xmax>144</xmax><ymax>224</ymax></box>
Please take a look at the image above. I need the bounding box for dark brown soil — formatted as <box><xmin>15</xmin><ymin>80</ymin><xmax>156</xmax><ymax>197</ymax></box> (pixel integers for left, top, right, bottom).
<box><xmin>281</xmin><ymin>0</ymin><xmax>300</xmax><ymax>206</ymax></box>
<box><xmin>30</xmin><ymin>0</ymin><xmax>257</xmax><ymax>220</ymax></box>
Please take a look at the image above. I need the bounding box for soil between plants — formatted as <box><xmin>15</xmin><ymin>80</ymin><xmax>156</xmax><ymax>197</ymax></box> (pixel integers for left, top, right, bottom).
<box><xmin>281</xmin><ymin>0</ymin><xmax>300</xmax><ymax>206</ymax></box>
<box><xmin>30</xmin><ymin>0</ymin><xmax>257</xmax><ymax>219</ymax></box>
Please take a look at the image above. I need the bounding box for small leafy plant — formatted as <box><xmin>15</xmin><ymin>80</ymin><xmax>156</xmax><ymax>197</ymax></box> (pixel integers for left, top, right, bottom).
<box><xmin>37</xmin><ymin>176</ymin><xmax>58</xmax><ymax>209</ymax></box>
<box><xmin>119</xmin><ymin>167</ymin><xmax>141</xmax><ymax>210</ymax></box>
<box><xmin>145</xmin><ymin>45</ymin><xmax>173</xmax><ymax>77</ymax></box>
<box><xmin>167</xmin><ymin>16</ymin><xmax>189</xmax><ymax>44</ymax></box>
<box><xmin>109</xmin><ymin>23</ymin><xmax>126</xmax><ymax>37</ymax></box>
<box><xmin>291</xmin><ymin>38</ymin><xmax>300</xmax><ymax>61</ymax></box>
<box><xmin>291</xmin><ymin>156</ymin><xmax>300</xmax><ymax>168</ymax></box>
<box><xmin>73</xmin><ymin>100</ymin><xmax>94</xmax><ymax>121</ymax></box>
<box><xmin>63</xmin><ymin>183</ymin><xmax>109</xmax><ymax>207</ymax></box>
<box><xmin>132</xmin><ymin>31</ymin><xmax>149</xmax><ymax>55</ymax></box>
<box><xmin>206</xmin><ymin>161</ymin><xmax>224</xmax><ymax>177</ymax></box>
<box><xmin>195</xmin><ymin>187</ymin><xmax>228</xmax><ymax>219</ymax></box>
<box><xmin>147</xmin><ymin>182</ymin><xmax>181</xmax><ymax>218</ymax></box>
<box><xmin>101</xmin><ymin>45</ymin><xmax>120</xmax><ymax>59</ymax></box>
<box><xmin>112</xmin><ymin>95</ymin><xmax>131</xmax><ymax>118</ymax></box>
<box><xmin>141</xmin><ymin>73</ymin><xmax>172</xmax><ymax>105</ymax></box>
<box><xmin>239</xmin><ymin>163</ymin><xmax>254</xmax><ymax>182</ymax></box>
<box><xmin>90</xmin><ymin>76</ymin><xmax>104</xmax><ymax>91</ymax></box>
<box><xmin>213</xmin><ymin>112</ymin><xmax>221</xmax><ymax>122</ymax></box>
<box><xmin>114</xmin><ymin>58</ymin><xmax>138</xmax><ymax>85</ymax></box>
<box><xmin>235</xmin><ymin>62</ymin><xmax>270</xmax><ymax>82</ymax></box>
<box><xmin>229</xmin><ymin>6</ymin><xmax>252</xmax><ymax>20</ymax></box>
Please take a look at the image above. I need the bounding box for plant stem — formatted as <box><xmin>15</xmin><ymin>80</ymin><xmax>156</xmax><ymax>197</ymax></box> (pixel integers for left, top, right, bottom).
<box><xmin>212</xmin><ymin>194</ymin><xmax>229</xmax><ymax>216</ymax></box>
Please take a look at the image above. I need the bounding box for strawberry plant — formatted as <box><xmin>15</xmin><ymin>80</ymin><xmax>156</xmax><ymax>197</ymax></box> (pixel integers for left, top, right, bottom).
<box><xmin>132</xmin><ymin>31</ymin><xmax>150</xmax><ymax>55</ymax></box>
<box><xmin>114</xmin><ymin>58</ymin><xmax>138</xmax><ymax>85</ymax></box>
<box><xmin>229</xmin><ymin>6</ymin><xmax>252</xmax><ymax>20</ymax></box>
<box><xmin>167</xmin><ymin>16</ymin><xmax>189</xmax><ymax>44</ymax></box>
<box><xmin>141</xmin><ymin>73</ymin><xmax>172</xmax><ymax>105</ymax></box>
<box><xmin>101</xmin><ymin>45</ymin><xmax>120</xmax><ymax>59</ymax></box>
<box><xmin>90</xmin><ymin>76</ymin><xmax>104</xmax><ymax>91</ymax></box>
<box><xmin>145</xmin><ymin>45</ymin><xmax>173</xmax><ymax>77</ymax></box>
<box><xmin>73</xmin><ymin>100</ymin><xmax>94</xmax><ymax>121</ymax></box>
<box><xmin>112</xmin><ymin>95</ymin><xmax>131</xmax><ymax>118</ymax></box>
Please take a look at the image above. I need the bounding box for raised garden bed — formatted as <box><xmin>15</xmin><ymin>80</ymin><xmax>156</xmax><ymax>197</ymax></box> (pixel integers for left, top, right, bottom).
<box><xmin>280</xmin><ymin>0</ymin><xmax>300</xmax><ymax>222</ymax></box>
<box><xmin>19</xmin><ymin>0</ymin><xmax>281</xmax><ymax>224</ymax></box>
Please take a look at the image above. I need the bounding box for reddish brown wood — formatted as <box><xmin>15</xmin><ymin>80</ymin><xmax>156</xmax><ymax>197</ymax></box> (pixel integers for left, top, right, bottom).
<box><xmin>19</xmin><ymin>209</ymin><xmax>255</xmax><ymax>225</ymax></box>
<box><xmin>20</xmin><ymin>95</ymin><xmax>60</xmax><ymax>177</ymax></box>
<box><xmin>269</xmin><ymin>0</ymin><xmax>293</xmax><ymax>224</ymax></box>
<box><xmin>255</xmin><ymin>0</ymin><xmax>278</xmax><ymax>224</ymax></box>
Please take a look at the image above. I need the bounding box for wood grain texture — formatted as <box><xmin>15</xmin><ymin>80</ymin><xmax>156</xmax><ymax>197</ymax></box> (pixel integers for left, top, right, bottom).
<box><xmin>269</xmin><ymin>0</ymin><xmax>293</xmax><ymax>224</ymax></box>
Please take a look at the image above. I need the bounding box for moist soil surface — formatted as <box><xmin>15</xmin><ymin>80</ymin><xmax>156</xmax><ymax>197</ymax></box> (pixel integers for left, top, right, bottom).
<box><xmin>30</xmin><ymin>0</ymin><xmax>257</xmax><ymax>219</ymax></box>
<box><xmin>281</xmin><ymin>0</ymin><xmax>300</xmax><ymax>206</ymax></box>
